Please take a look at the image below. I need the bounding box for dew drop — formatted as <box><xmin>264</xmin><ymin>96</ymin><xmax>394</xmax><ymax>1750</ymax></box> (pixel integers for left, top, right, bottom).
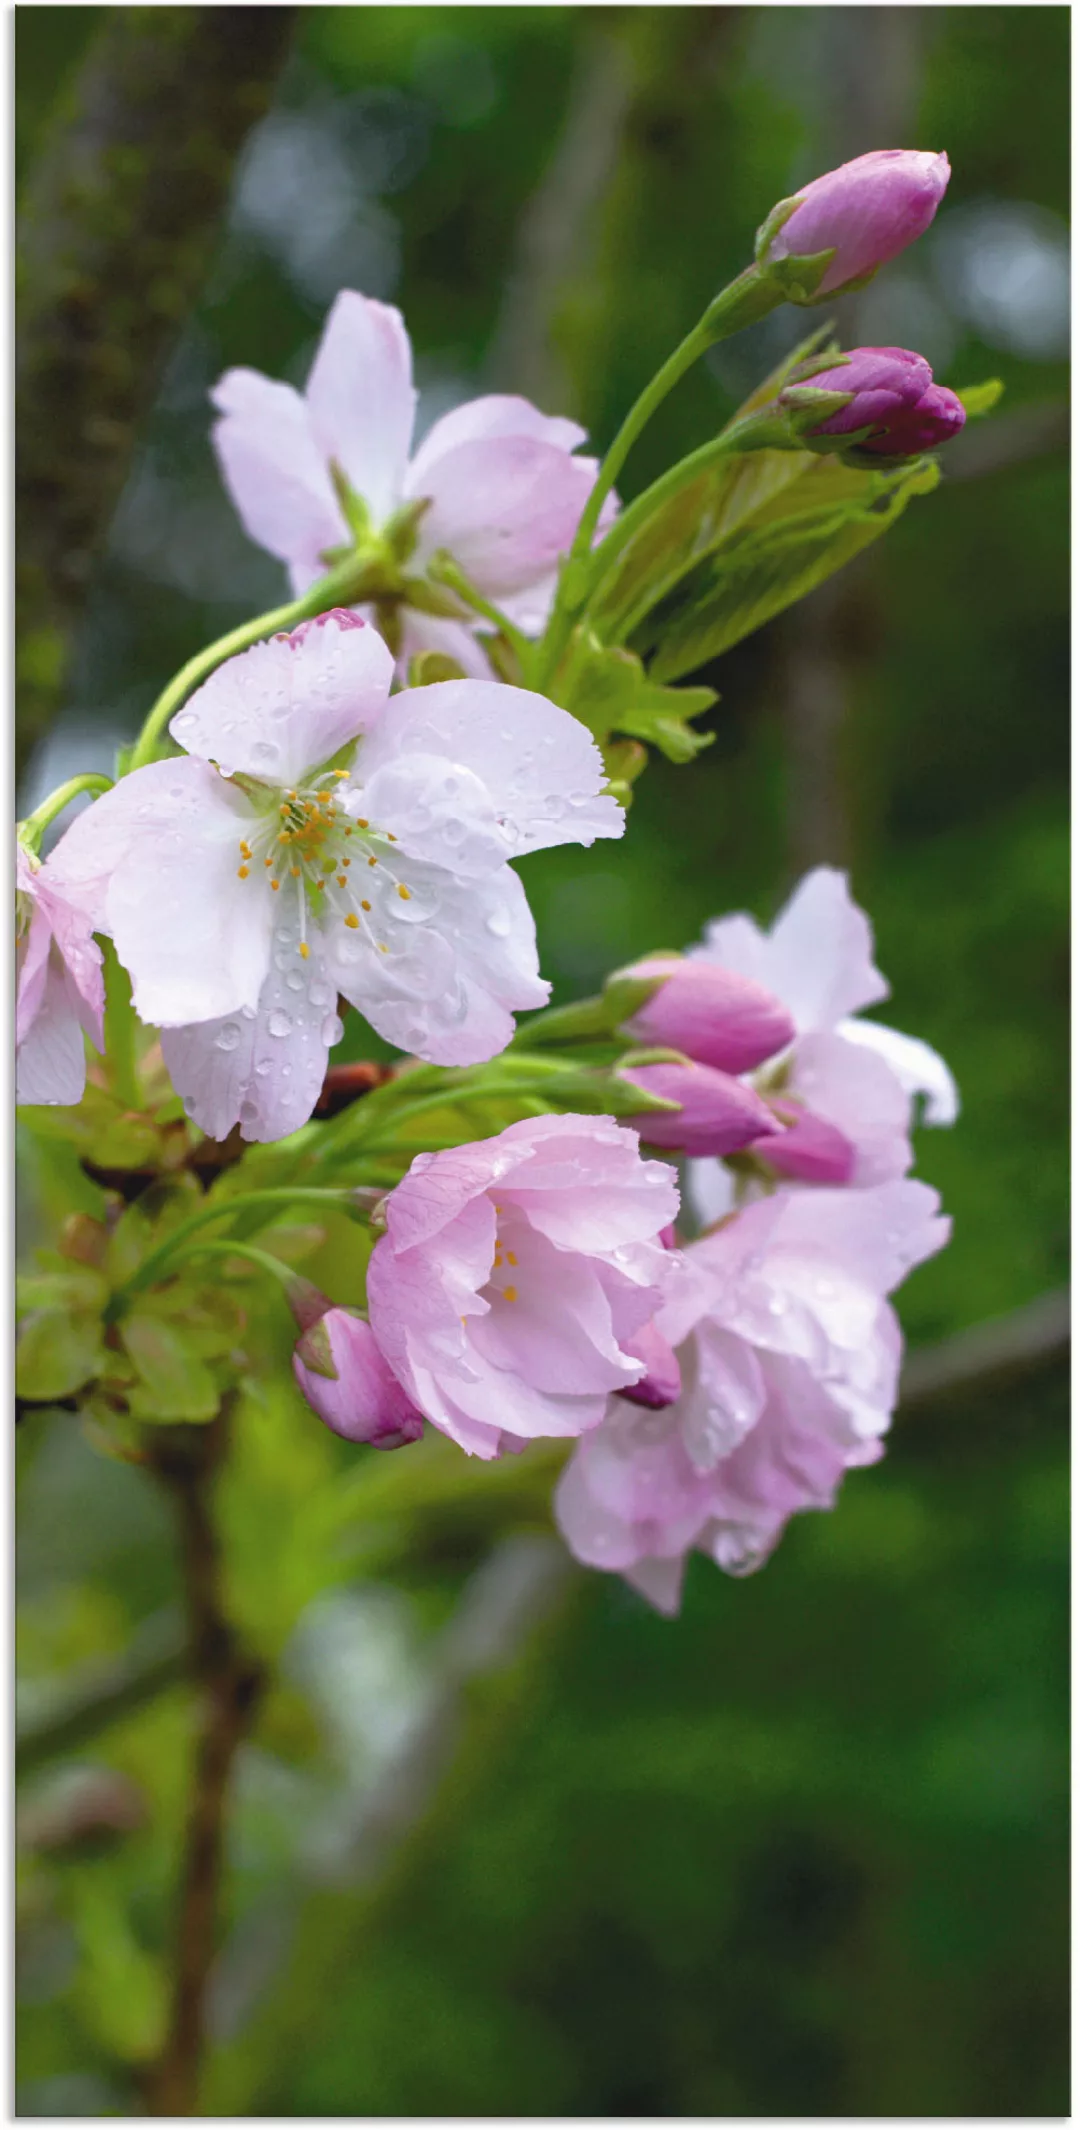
<box><xmin>321</xmin><ymin>1012</ymin><xmax>344</xmax><ymax>1046</ymax></box>
<box><xmin>172</xmin><ymin>711</ymin><xmax>196</xmax><ymax>735</ymax></box>
<box><xmin>254</xmin><ymin>1060</ymin><xmax>271</xmax><ymax>1078</ymax></box>
<box><xmin>267</xmin><ymin>1009</ymin><xmax>292</xmax><ymax>1039</ymax></box>
<box><xmin>215</xmin><ymin>1022</ymin><xmax>241</xmax><ymax>1052</ymax></box>
<box><xmin>239</xmin><ymin>1098</ymin><xmax>260</xmax><ymax>1125</ymax></box>
<box><xmin>308</xmin><ymin>980</ymin><xmax>334</xmax><ymax>1008</ymax></box>
<box><xmin>251</xmin><ymin>741</ymin><xmax>279</xmax><ymax>769</ymax></box>
<box><xmin>485</xmin><ymin>906</ymin><xmax>511</xmax><ymax>939</ymax></box>
<box><xmin>285</xmin><ymin>970</ymin><xmax>305</xmax><ymax>993</ymax></box>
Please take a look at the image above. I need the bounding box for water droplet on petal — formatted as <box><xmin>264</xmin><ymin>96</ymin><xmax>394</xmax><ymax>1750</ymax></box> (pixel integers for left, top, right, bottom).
<box><xmin>485</xmin><ymin>906</ymin><xmax>511</xmax><ymax>938</ymax></box>
<box><xmin>254</xmin><ymin>1060</ymin><xmax>271</xmax><ymax>1078</ymax></box>
<box><xmin>285</xmin><ymin>970</ymin><xmax>305</xmax><ymax>993</ymax></box>
<box><xmin>267</xmin><ymin>1009</ymin><xmax>292</xmax><ymax>1039</ymax></box>
<box><xmin>251</xmin><ymin>741</ymin><xmax>279</xmax><ymax>769</ymax></box>
<box><xmin>321</xmin><ymin>1012</ymin><xmax>344</xmax><ymax>1046</ymax></box>
<box><xmin>215</xmin><ymin>1022</ymin><xmax>241</xmax><ymax>1052</ymax></box>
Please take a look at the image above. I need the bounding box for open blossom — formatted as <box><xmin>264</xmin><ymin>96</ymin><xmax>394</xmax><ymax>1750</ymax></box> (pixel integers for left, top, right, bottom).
<box><xmin>45</xmin><ymin>612</ymin><xmax>621</xmax><ymax>1142</ymax></box>
<box><xmin>760</xmin><ymin>149</ymin><xmax>950</xmax><ymax>298</ymax></box>
<box><xmin>555</xmin><ymin>1178</ymin><xmax>950</xmax><ymax>1613</ymax></box>
<box><xmin>365</xmin><ymin>1114</ymin><xmax>681</xmax><ymax>1460</ymax></box>
<box><xmin>685</xmin><ymin>867</ymin><xmax>958</xmax><ymax>1225</ymax></box>
<box><xmin>16</xmin><ymin>842</ymin><xmax>104</xmax><ymax>1107</ymax></box>
<box><xmin>212</xmin><ymin>289</ymin><xmax>611</xmax><ymax>675</ymax></box>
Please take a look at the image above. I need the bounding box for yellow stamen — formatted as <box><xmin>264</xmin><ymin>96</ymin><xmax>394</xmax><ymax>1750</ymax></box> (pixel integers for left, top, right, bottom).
<box><xmin>299</xmin><ymin>942</ymin><xmax>310</xmax><ymax>960</ymax></box>
<box><xmin>378</xmin><ymin>942</ymin><xmax>388</xmax><ymax>953</ymax></box>
<box><xmin>356</xmin><ymin>817</ymin><xmax>369</xmax><ymax>828</ymax></box>
<box><xmin>368</xmin><ymin>856</ymin><xmax>377</xmax><ymax>868</ymax></box>
<box><xmin>271</xmin><ymin>879</ymin><xmax>280</xmax><ymax>891</ymax></box>
<box><xmin>337</xmin><ymin>875</ymin><xmax>347</xmax><ymax>888</ymax></box>
<box><xmin>361</xmin><ymin>899</ymin><xmax>371</xmax><ymax>912</ymax></box>
<box><xmin>397</xmin><ymin>883</ymin><xmax>411</xmax><ymax>901</ymax></box>
<box><xmin>506</xmin><ymin>1251</ymin><xmax>517</xmax><ymax>1267</ymax></box>
<box><xmin>503</xmin><ymin>1286</ymin><xmax>518</xmax><ymax>1303</ymax></box>
<box><xmin>237</xmin><ymin>865</ymin><xmax>249</xmax><ymax>879</ymax></box>
<box><xmin>344</xmin><ymin>913</ymin><xmax>360</xmax><ymax>930</ymax></box>
<box><xmin>387</xmin><ymin>832</ymin><xmax>398</xmax><ymax>842</ymax></box>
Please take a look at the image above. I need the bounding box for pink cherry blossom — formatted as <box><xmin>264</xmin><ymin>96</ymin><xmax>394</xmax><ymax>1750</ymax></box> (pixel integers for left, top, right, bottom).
<box><xmin>365</xmin><ymin>1114</ymin><xmax>681</xmax><ymax>1460</ymax></box>
<box><xmin>619</xmin><ymin>1058</ymin><xmax>781</xmax><ymax>1157</ymax></box>
<box><xmin>45</xmin><ymin>612</ymin><xmax>622</xmax><ymax>1142</ymax></box>
<box><xmin>555</xmin><ymin>1178</ymin><xmax>950</xmax><ymax>1612</ymax></box>
<box><xmin>686</xmin><ymin>867</ymin><xmax>958</xmax><ymax>1226</ymax></box>
<box><xmin>16</xmin><ymin>841</ymin><xmax>104</xmax><ymax>1107</ymax></box>
<box><xmin>616</xmin><ymin>953</ymin><xmax>796</xmax><ymax>1073</ymax></box>
<box><xmin>292</xmin><ymin>1309</ymin><xmax>424</xmax><ymax>1449</ymax></box>
<box><xmin>211</xmin><ymin>290</ymin><xmax>611</xmax><ymax>671</ymax></box>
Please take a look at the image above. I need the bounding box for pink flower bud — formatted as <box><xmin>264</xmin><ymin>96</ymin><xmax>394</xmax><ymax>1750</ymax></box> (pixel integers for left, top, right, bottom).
<box><xmin>762</xmin><ymin>149</ymin><xmax>950</xmax><ymax>296</ymax></box>
<box><xmin>751</xmin><ymin>1102</ymin><xmax>856</xmax><ymax>1184</ymax></box>
<box><xmin>293</xmin><ymin>1309</ymin><xmax>424</xmax><ymax>1449</ymax></box>
<box><xmin>785</xmin><ymin>347</ymin><xmax>966</xmax><ymax>458</ymax></box>
<box><xmin>622</xmin><ymin>1060</ymin><xmax>782</xmax><ymax>1157</ymax></box>
<box><xmin>619</xmin><ymin>1319</ymin><xmax>683</xmax><ymax>1410</ymax></box>
<box><xmin>618</xmin><ymin>956</ymin><xmax>795</xmax><ymax>1075</ymax></box>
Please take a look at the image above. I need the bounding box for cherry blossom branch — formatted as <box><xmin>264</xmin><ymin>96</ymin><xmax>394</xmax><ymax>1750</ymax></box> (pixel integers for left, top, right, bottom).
<box><xmin>106</xmin><ymin>1187</ymin><xmax>368</xmax><ymax>1314</ymax></box>
<box><xmin>143</xmin><ymin>1404</ymin><xmax>265</xmax><ymax>2118</ymax></box>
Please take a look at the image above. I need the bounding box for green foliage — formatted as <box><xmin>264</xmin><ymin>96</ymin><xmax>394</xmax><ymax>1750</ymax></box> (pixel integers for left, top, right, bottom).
<box><xmin>561</xmin><ymin>637</ymin><xmax>717</xmax><ymax>763</ymax></box>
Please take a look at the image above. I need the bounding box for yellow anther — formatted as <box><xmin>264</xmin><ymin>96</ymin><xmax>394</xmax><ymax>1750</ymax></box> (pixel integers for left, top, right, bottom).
<box><xmin>337</xmin><ymin>875</ymin><xmax>347</xmax><ymax>888</ymax></box>
<box><xmin>237</xmin><ymin>865</ymin><xmax>249</xmax><ymax>879</ymax></box>
<box><xmin>270</xmin><ymin>879</ymin><xmax>280</xmax><ymax>891</ymax></box>
<box><xmin>503</xmin><ymin>1286</ymin><xmax>518</xmax><ymax>1303</ymax></box>
<box><xmin>378</xmin><ymin>942</ymin><xmax>388</xmax><ymax>954</ymax></box>
<box><xmin>397</xmin><ymin>883</ymin><xmax>411</xmax><ymax>901</ymax></box>
<box><xmin>387</xmin><ymin>832</ymin><xmax>398</xmax><ymax>842</ymax></box>
<box><xmin>356</xmin><ymin>817</ymin><xmax>369</xmax><ymax>829</ymax></box>
<box><xmin>316</xmin><ymin>792</ymin><xmax>332</xmax><ymax>805</ymax></box>
<box><xmin>342</xmin><ymin>857</ymin><xmax>351</xmax><ymax>868</ymax></box>
<box><xmin>361</xmin><ymin>899</ymin><xmax>371</xmax><ymax>912</ymax></box>
<box><xmin>264</xmin><ymin>856</ymin><xmax>273</xmax><ymax>867</ymax></box>
<box><xmin>239</xmin><ymin>842</ymin><xmax>252</xmax><ymax>858</ymax></box>
<box><xmin>344</xmin><ymin>913</ymin><xmax>360</xmax><ymax>930</ymax></box>
<box><xmin>343</xmin><ymin>827</ymin><xmax>353</xmax><ymax>838</ymax></box>
<box><xmin>291</xmin><ymin>865</ymin><xmax>301</xmax><ymax>878</ymax></box>
<box><xmin>278</xmin><ymin>831</ymin><xmax>291</xmax><ymax>843</ymax></box>
<box><xmin>299</xmin><ymin>942</ymin><xmax>310</xmax><ymax>960</ymax></box>
<box><xmin>506</xmin><ymin>1251</ymin><xmax>517</xmax><ymax>1267</ymax></box>
<box><xmin>368</xmin><ymin>855</ymin><xmax>377</xmax><ymax>868</ymax></box>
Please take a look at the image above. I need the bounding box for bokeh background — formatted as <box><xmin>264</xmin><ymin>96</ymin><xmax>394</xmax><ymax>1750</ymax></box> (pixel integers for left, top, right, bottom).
<box><xmin>16</xmin><ymin>6</ymin><xmax>1069</xmax><ymax>2116</ymax></box>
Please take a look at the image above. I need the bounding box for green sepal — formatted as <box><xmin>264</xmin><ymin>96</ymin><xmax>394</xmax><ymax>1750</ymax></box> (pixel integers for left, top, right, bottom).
<box><xmin>383</xmin><ymin>496</ymin><xmax>431</xmax><ymax>564</ymax></box>
<box><xmin>958</xmin><ymin>378</ymin><xmax>1005</xmax><ymax>417</ymax></box>
<box><xmin>759</xmin><ymin>246</ymin><xmax>839</xmax><ymax>306</ymax></box>
<box><xmin>294</xmin><ymin>1316</ymin><xmax>340</xmax><ymax>1380</ymax></box>
<box><xmin>17</xmin><ymin>1307</ymin><xmax>106</xmax><ymax>1401</ymax></box>
<box><xmin>398</xmin><ymin>574</ymin><xmax>469</xmax><ymax>619</ymax></box>
<box><xmin>408</xmin><ymin>649</ymin><xmax>469</xmax><ymax>687</ymax></box>
<box><xmin>327</xmin><ymin>460</ymin><xmax>373</xmax><ymax>544</ymax></box>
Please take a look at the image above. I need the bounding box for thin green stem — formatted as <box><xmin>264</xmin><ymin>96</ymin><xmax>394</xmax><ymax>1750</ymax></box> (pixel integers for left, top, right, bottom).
<box><xmin>102</xmin><ymin>941</ymin><xmax>141</xmax><ymax>1110</ymax></box>
<box><xmin>19</xmin><ymin>773</ymin><xmax>113</xmax><ymax>846</ymax></box>
<box><xmin>536</xmin><ymin>265</ymin><xmax>783</xmax><ymax>690</ymax></box>
<box><xmin>182</xmin><ymin>1239</ymin><xmax>304</xmax><ymax>1290</ymax></box>
<box><xmin>107</xmin><ymin>1188</ymin><xmax>357</xmax><ymax>1314</ymax></box>
<box><xmin>426</xmin><ymin>555</ymin><xmax>536</xmax><ymax>675</ymax></box>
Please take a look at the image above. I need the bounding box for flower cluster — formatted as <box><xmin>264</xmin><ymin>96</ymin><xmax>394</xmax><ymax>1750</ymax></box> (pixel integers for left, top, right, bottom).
<box><xmin>16</xmin><ymin>139</ymin><xmax>968</xmax><ymax>1618</ymax></box>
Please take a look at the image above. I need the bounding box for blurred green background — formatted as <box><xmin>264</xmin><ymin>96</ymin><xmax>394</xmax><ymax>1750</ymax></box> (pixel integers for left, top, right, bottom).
<box><xmin>16</xmin><ymin>6</ymin><xmax>1068</xmax><ymax>2116</ymax></box>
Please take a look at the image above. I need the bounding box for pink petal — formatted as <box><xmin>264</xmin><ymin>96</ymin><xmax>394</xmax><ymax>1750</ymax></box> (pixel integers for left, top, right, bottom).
<box><xmin>170</xmin><ymin>611</ymin><xmax>394</xmax><ymax>786</ymax></box>
<box><xmin>411</xmin><ymin>434</ymin><xmax>599</xmax><ymax>597</ymax></box>
<box><xmin>837</xmin><ymin>1015</ymin><xmax>959</xmax><ymax>1126</ymax></box>
<box><xmin>305</xmin><ymin>291</ymin><xmax>416</xmax><ymax>524</ymax></box>
<box><xmin>211</xmin><ymin>366</ymin><xmax>345</xmax><ymax>577</ymax></box>
<box><xmin>407</xmin><ymin>394</ymin><xmax>586</xmax><ymax>489</ymax></box>
<box><xmin>15</xmin><ymin>956</ymin><xmax>88</xmax><ymax>1105</ymax></box>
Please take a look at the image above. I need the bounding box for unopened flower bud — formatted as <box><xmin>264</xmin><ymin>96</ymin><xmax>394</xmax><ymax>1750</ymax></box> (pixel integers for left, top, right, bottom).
<box><xmin>758</xmin><ymin>149</ymin><xmax>950</xmax><ymax>301</ymax></box>
<box><xmin>621</xmin><ymin>1060</ymin><xmax>781</xmax><ymax>1157</ymax></box>
<box><xmin>751</xmin><ymin>1101</ymin><xmax>855</xmax><ymax>1184</ymax></box>
<box><xmin>293</xmin><ymin>1309</ymin><xmax>424</xmax><ymax>1450</ymax></box>
<box><xmin>782</xmin><ymin>346</ymin><xmax>965</xmax><ymax>460</ymax></box>
<box><xmin>616</xmin><ymin>956</ymin><xmax>794</xmax><ymax>1075</ymax></box>
<box><xmin>619</xmin><ymin>1319</ymin><xmax>683</xmax><ymax>1410</ymax></box>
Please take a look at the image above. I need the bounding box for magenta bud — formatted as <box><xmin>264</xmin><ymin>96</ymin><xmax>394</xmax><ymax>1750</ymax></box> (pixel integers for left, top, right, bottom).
<box><xmin>619</xmin><ymin>956</ymin><xmax>795</xmax><ymax>1075</ymax></box>
<box><xmin>784</xmin><ymin>346</ymin><xmax>966</xmax><ymax>459</ymax></box>
<box><xmin>752</xmin><ymin>1102</ymin><xmax>856</xmax><ymax>1184</ymax></box>
<box><xmin>761</xmin><ymin>148</ymin><xmax>950</xmax><ymax>297</ymax></box>
<box><xmin>622</xmin><ymin>1060</ymin><xmax>782</xmax><ymax>1157</ymax></box>
<box><xmin>619</xmin><ymin>1320</ymin><xmax>683</xmax><ymax>1411</ymax></box>
<box><xmin>293</xmin><ymin>1309</ymin><xmax>425</xmax><ymax>1449</ymax></box>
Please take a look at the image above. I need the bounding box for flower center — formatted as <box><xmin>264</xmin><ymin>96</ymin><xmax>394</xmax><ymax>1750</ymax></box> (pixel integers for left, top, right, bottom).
<box><xmin>234</xmin><ymin>773</ymin><xmax>415</xmax><ymax>961</ymax></box>
<box><xmin>485</xmin><ymin>1205</ymin><xmax>520</xmax><ymax>1303</ymax></box>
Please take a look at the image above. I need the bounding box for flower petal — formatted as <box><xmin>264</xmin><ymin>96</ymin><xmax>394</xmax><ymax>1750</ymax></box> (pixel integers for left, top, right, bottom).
<box><xmin>16</xmin><ymin>957</ymin><xmax>89</xmax><ymax>1106</ymax></box>
<box><xmin>161</xmin><ymin>923</ymin><xmax>341</xmax><ymax>1143</ymax></box>
<box><xmin>836</xmin><ymin>1016</ymin><xmax>959</xmax><ymax>1126</ymax></box>
<box><xmin>407</xmin><ymin>394</ymin><xmax>587</xmax><ymax>492</ymax></box>
<box><xmin>411</xmin><ymin>434</ymin><xmax>600</xmax><ymax>596</ymax></box>
<box><xmin>699</xmin><ymin>867</ymin><xmax>888</xmax><ymax>1031</ymax></box>
<box><xmin>304</xmin><ymin>291</ymin><xmax>415</xmax><ymax>524</ymax></box>
<box><xmin>170</xmin><ymin>612</ymin><xmax>394</xmax><ymax>786</ymax></box>
<box><xmin>211</xmin><ymin>366</ymin><xmax>345</xmax><ymax>577</ymax></box>
<box><xmin>356</xmin><ymin>679</ymin><xmax>623</xmax><ymax>858</ymax></box>
<box><xmin>46</xmin><ymin>759</ymin><xmax>275</xmax><ymax>1027</ymax></box>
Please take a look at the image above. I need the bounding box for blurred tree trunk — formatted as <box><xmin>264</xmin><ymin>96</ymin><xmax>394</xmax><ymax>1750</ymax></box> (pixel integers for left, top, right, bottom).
<box><xmin>15</xmin><ymin>5</ymin><xmax>297</xmax><ymax>778</ymax></box>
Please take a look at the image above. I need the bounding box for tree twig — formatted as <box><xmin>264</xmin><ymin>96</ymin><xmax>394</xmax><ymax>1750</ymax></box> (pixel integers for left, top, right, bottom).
<box><xmin>141</xmin><ymin>1402</ymin><xmax>265</xmax><ymax>2117</ymax></box>
<box><xmin>15</xmin><ymin>4</ymin><xmax>296</xmax><ymax>775</ymax></box>
<box><xmin>899</xmin><ymin>1286</ymin><xmax>1070</xmax><ymax>1415</ymax></box>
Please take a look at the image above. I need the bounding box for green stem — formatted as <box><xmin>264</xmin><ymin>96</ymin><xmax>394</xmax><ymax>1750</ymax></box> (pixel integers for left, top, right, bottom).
<box><xmin>509</xmin><ymin>996</ymin><xmax>611</xmax><ymax>1048</ymax></box>
<box><xmin>426</xmin><ymin>556</ymin><xmax>536</xmax><ymax>675</ymax></box>
<box><xmin>181</xmin><ymin>1239</ymin><xmax>305</xmax><ymax>1290</ymax></box>
<box><xmin>102</xmin><ymin>941</ymin><xmax>142</xmax><ymax>1110</ymax></box>
<box><xmin>127</xmin><ymin>557</ymin><xmax>374</xmax><ymax>773</ymax></box>
<box><xmin>19</xmin><ymin>773</ymin><xmax>113</xmax><ymax>846</ymax></box>
<box><xmin>107</xmin><ymin>1187</ymin><xmax>358</xmax><ymax>1314</ymax></box>
<box><xmin>536</xmin><ymin>265</ymin><xmax>783</xmax><ymax>690</ymax></box>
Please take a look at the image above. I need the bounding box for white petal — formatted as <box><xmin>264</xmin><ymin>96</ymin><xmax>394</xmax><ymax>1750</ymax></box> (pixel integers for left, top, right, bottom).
<box><xmin>211</xmin><ymin>367</ymin><xmax>345</xmax><ymax>575</ymax></box>
<box><xmin>355</xmin><ymin>679</ymin><xmax>623</xmax><ymax>859</ymax></box>
<box><xmin>765</xmin><ymin>868</ymin><xmax>889</xmax><ymax>1029</ymax></box>
<box><xmin>161</xmin><ymin>925</ymin><xmax>340</xmax><ymax>1143</ymax></box>
<box><xmin>170</xmin><ymin>613</ymin><xmax>394</xmax><ymax>785</ymax></box>
<box><xmin>304</xmin><ymin>291</ymin><xmax>415</xmax><ymax>525</ymax></box>
<box><xmin>837</xmin><ymin>1017</ymin><xmax>959</xmax><ymax>1126</ymax></box>
<box><xmin>16</xmin><ymin>957</ymin><xmax>88</xmax><ymax>1106</ymax></box>
<box><xmin>407</xmin><ymin>394</ymin><xmax>586</xmax><ymax>491</ymax></box>
<box><xmin>623</xmin><ymin>1554</ymin><xmax>687</xmax><ymax>1616</ymax></box>
<box><xmin>358</xmin><ymin>751</ymin><xmax>511</xmax><ymax>878</ymax></box>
